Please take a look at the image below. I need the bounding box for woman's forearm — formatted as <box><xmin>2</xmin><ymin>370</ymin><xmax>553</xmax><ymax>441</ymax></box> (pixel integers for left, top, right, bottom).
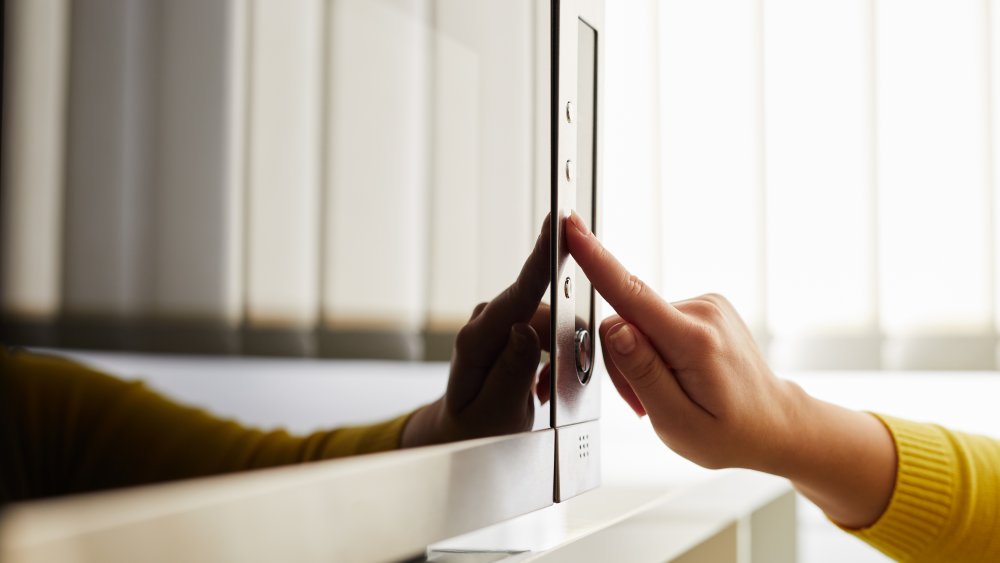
<box><xmin>775</xmin><ymin>383</ymin><xmax>897</xmax><ymax>529</ymax></box>
<box><xmin>563</xmin><ymin>214</ymin><xmax>899</xmax><ymax>531</ymax></box>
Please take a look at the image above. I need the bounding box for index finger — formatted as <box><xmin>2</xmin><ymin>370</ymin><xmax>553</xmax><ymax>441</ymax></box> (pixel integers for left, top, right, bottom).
<box><xmin>455</xmin><ymin>217</ymin><xmax>552</xmax><ymax>369</ymax></box>
<box><xmin>475</xmin><ymin>215</ymin><xmax>552</xmax><ymax>336</ymax></box>
<box><xmin>565</xmin><ymin>212</ymin><xmax>690</xmax><ymax>344</ymax></box>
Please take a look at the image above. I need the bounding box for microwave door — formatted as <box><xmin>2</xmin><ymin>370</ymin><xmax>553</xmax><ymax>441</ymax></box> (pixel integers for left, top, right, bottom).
<box><xmin>551</xmin><ymin>0</ymin><xmax>604</xmax><ymax>502</ymax></box>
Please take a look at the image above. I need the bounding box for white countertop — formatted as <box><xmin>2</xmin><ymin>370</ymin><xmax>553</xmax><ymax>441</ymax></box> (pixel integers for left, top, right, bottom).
<box><xmin>43</xmin><ymin>349</ymin><xmax>1000</xmax><ymax>562</ymax></box>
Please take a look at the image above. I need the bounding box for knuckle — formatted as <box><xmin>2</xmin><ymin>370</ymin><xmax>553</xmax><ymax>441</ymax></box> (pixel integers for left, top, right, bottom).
<box><xmin>627</xmin><ymin>352</ymin><xmax>663</xmax><ymax>391</ymax></box>
<box><xmin>687</xmin><ymin>325</ymin><xmax>722</xmax><ymax>352</ymax></box>
<box><xmin>471</xmin><ymin>302</ymin><xmax>489</xmax><ymax>318</ymax></box>
<box><xmin>622</xmin><ymin>273</ymin><xmax>646</xmax><ymax>299</ymax></box>
<box><xmin>688</xmin><ymin>298</ymin><xmax>725</xmax><ymax>324</ymax></box>
<box><xmin>700</xmin><ymin>292</ymin><xmax>726</xmax><ymax>305</ymax></box>
<box><xmin>454</xmin><ymin>323</ymin><xmax>478</xmax><ymax>351</ymax></box>
<box><xmin>702</xmin><ymin>293</ymin><xmax>734</xmax><ymax>313</ymax></box>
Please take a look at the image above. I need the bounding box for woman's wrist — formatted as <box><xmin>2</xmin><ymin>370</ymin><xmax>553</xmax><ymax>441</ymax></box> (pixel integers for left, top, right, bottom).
<box><xmin>766</xmin><ymin>383</ymin><xmax>897</xmax><ymax>528</ymax></box>
<box><xmin>752</xmin><ymin>379</ymin><xmax>818</xmax><ymax>477</ymax></box>
<box><xmin>400</xmin><ymin>399</ymin><xmax>445</xmax><ymax>448</ymax></box>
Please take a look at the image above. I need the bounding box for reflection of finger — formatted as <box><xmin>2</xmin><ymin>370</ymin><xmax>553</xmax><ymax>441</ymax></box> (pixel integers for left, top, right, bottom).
<box><xmin>529</xmin><ymin>303</ymin><xmax>552</xmax><ymax>353</ymax></box>
<box><xmin>603</xmin><ymin>322</ymin><xmax>705</xmax><ymax>426</ymax></box>
<box><xmin>566</xmin><ymin>212</ymin><xmax>691</xmax><ymax>361</ymax></box>
<box><xmin>469</xmin><ymin>302</ymin><xmax>489</xmax><ymax>321</ymax></box>
<box><xmin>535</xmin><ymin>362</ymin><xmax>551</xmax><ymax>405</ymax></box>
<box><xmin>476</xmin><ymin>323</ymin><xmax>541</xmax><ymax>417</ymax></box>
<box><xmin>599</xmin><ymin>317</ymin><xmax>645</xmax><ymax>416</ymax></box>
<box><xmin>474</xmin><ymin>216</ymin><xmax>552</xmax><ymax>353</ymax></box>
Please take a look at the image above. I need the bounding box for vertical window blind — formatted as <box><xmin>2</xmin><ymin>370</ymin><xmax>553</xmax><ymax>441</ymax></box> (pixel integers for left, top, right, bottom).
<box><xmin>0</xmin><ymin>0</ymin><xmax>544</xmax><ymax>359</ymax></box>
<box><xmin>605</xmin><ymin>0</ymin><xmax>1000</xmax><ymax>370</ymax></box>
<box><xmin>8</xmin><ymin>0</ymin><xmax>997</xmax><ymax>370</ymax></box>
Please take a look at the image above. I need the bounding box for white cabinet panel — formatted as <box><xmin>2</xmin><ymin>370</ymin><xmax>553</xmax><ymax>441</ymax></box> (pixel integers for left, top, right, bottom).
<box><xmin>151</xmin><ymin>0</ymin><xmax>246</xmax><ymax>327</ymax></box>
<box><xmin>244</xmin><ymin>0</ymin><xmax>324</xmax><ymax>330</ymax></box>
<box><xmin>0</xmin><ymin>0</ymin><xmax>69</xmax><ymax>322</ymax></box>
<box><xmin>63</xmin><ymin>0</ymin><xmax>158</xmax><ymax>323</ymax></box>
<box><xmin>323</xmin><ymin>0</ymin><xmax>432</xmax><ymax>333</ymax></box>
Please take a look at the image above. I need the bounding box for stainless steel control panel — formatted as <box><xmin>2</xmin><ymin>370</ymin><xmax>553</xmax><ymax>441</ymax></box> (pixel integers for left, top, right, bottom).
<box><xmin>551</xmin><ymin>0</ymin><xmax>603</xmax><ymax>502</ymax></box>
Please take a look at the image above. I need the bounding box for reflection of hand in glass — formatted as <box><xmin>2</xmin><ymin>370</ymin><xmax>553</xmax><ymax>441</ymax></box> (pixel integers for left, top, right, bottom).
<box><xmin>401</xmin><ymin>220</ymin><xmax>551</xmax><ymax>447</ymax></box>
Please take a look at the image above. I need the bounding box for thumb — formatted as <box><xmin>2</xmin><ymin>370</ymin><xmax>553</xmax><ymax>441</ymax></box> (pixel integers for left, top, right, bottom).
<box><xmin>476</xmin><ymin>323</ymin><xmax>541</xmax><ymax>414</ymax></box>
<box><xmin>603</xmin><ymin>323</ymin><xmax>698</xmax><ymax>424</ymax></box>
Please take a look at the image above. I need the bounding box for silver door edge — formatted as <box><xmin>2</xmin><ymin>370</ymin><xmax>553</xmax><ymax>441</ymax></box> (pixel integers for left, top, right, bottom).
<box><xmin>0</xmin><ymin>430</ymin><xmax>556</xmax><ymax>563</ymax></box>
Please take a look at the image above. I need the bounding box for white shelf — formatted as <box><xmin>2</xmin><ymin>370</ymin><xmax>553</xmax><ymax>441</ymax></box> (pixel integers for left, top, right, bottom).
<box><xmin>432</xmin><ymin>471</ymin><xmax>796</xmax><ymax>563</ymax></box>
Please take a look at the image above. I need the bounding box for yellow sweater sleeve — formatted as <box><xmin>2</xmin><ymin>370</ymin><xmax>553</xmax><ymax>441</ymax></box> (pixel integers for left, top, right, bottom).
<box><xmin>847</xmin><ymin>414</ymin><xmax>1000</xmax><ymax>562</ymax></box>
<box><xmin>0</xmin><ymin>347</ymin><xmax>413</xmax><ymax>503</ymax></box>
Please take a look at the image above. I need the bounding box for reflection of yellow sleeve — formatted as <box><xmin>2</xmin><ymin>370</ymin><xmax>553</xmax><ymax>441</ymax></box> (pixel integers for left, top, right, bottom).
<box><xmin>847</xmin><ymin>414</ymin><xmax>1000</xmax><ymax>562</ymax></box>
<box><xmin>0</xmin><ymin>347</ymin><xmax>412</xmax><ymax>502</ymax></box>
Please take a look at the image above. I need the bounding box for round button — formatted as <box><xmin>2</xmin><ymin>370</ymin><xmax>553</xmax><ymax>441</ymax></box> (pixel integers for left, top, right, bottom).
<box><xmin>575</xmin><ymin>329</ymin><xmax>593</xmax><ymax>383</ymax></box>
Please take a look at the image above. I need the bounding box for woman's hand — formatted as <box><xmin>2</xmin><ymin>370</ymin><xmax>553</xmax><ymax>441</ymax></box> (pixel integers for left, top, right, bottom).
<box><xmin>401</xmin><ymin>219</ymin><xmax>551</xmax><ymax>447</ymax></box>
<box><xmin>565</xmin><ymin>212</ymin><xmax>799</xmax><ymax>471</ymax></box>
<box><xmin>565</xmin><ymin>211</ymin><xmax>896</xmax><ymax>528</ymax></box>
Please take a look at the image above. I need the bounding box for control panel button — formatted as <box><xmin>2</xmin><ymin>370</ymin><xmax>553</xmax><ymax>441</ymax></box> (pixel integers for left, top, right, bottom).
<box><xmin>575</xmin><ymin>328</ymin><xmax>593</xmax><ymax>383</ymax></box>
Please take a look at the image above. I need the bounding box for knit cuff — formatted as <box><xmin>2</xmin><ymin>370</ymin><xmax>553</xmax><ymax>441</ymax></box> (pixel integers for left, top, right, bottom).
<box><xmin>846</xmin><ymin>414</ymin><xmax>956</xmax><ymax>561</ymax></box>
<box><xmin>347</xmin><ymin>410</ymin><xmax>415</xmax><ymax>454</ymax></box>
<box><xmin>311</xmin><ymin>411</ymin><xmax>416</xmax><ymax>460</ymax></box>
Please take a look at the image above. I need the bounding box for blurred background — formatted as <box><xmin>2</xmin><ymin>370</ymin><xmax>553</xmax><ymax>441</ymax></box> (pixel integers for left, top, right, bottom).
<box><xmin>2</xmin><ymin>0</ymin><xmax>548</xmax><ymax>360</ymax></box>
<box><xmin>6</xmin><ymin>0</ymin><xmax>1000</xmax><ymax>372</ymax></box>
<box><xmin>4</xmin><ymin>2</ymin><xmax>1000</xmax><ymax>560</ymax></box>
<box><xmin>607</xmin><ymin>0</ymin><xmax>1000</xmax><ymax>372</ymax></box>
<box><xmin>600</xmin><ymin>3</ymin><xmax>1000</xmax><ymax>560</ymax></box>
